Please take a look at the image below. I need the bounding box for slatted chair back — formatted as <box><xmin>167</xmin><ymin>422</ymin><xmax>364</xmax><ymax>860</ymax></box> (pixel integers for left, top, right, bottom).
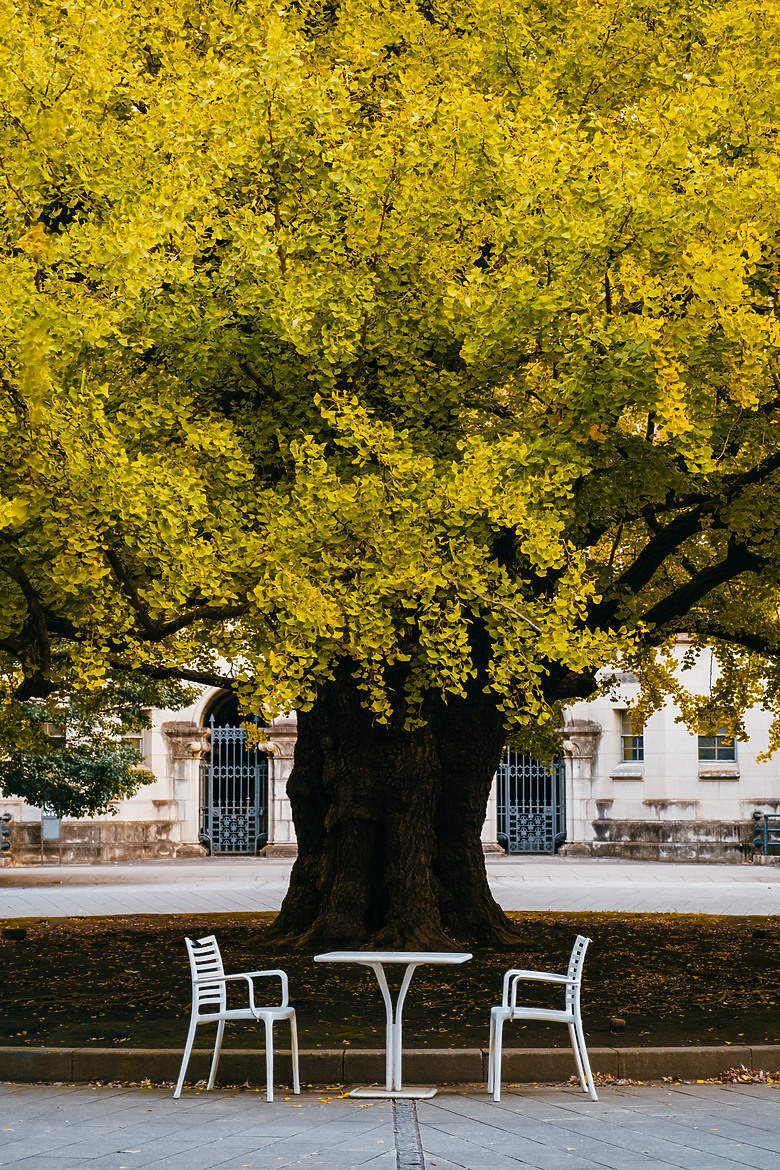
<box><xmin>186</xmin><ymin>934</ymin><xmax>227</xmax><ymax>1014</ymax></box>
<box><xmin>565</xmin><ymin>934</ymin><xmax>590</xmax><ymax>1014</ymax></box>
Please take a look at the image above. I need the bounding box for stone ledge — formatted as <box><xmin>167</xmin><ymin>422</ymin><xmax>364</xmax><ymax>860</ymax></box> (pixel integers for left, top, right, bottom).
<box><xmin>2</xmin><ymin>1045</ymin><xmax>778</xmax><ymax>1087</ymax></box>
<box><xmin>610</xmin><ymin>764</ymin><xmax>644</xmax><ymax>781</ymax></box>
<box><xmin>258</xmin><ymin>844</ymin><xmax>298</xmax><ymax>858</ymax></box>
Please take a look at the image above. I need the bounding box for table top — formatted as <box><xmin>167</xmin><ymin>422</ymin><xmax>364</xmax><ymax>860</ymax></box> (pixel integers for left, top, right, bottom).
<box><xmin>314</xmin><ymin>951</ymin><xmax>472</xmax><ymax>964</ymax></box>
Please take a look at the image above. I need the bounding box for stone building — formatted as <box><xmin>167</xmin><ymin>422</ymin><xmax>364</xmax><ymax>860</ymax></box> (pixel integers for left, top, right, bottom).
<box><xmin>562</xmin><ymin>641</ymin><xmax>780</xmax><ymax>862</ymax></box>
<box><xmin>2</xmin><ymin>639</ymin><xmax>778</xmax><ymax>864</ymax></box>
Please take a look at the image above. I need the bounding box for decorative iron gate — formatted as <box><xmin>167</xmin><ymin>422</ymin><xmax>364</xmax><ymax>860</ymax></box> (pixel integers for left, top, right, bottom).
<box><xmin>497</xmin><ymin>749</ymin><xmax>566</xmax><ymax>853</ymax></box>
<box><xmin>200</xmin><ymin>720</ymin><xmax>268</xmax><ymax>854</ymax></box>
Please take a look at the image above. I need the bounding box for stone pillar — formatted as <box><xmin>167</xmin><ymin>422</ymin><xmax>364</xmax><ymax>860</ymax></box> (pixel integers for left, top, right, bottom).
<box><xmin>162</xmin><ymin>722</ymin><xmax>210</xmax><ymax>857</ymax></box>
<box><xmin>557</xmin><ymin>719</ymin><xmax>601</xmax><ymax>857</ymax></box>
<box><xmin>481</xmin><ymin>774</ymin><xmax>504</xmax><ymax>854</ymax></box>
<box><xmin>261</xmin><ymin>719</ymin><xmax>298</xmax><ymax>857</ymax></box>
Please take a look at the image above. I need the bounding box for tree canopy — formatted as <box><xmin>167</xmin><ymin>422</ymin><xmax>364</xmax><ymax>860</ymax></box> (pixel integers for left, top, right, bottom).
<box><xmin>3</xmin><ymin>0</ymin><xmax>780</xmax><ymax>765</ymax></box>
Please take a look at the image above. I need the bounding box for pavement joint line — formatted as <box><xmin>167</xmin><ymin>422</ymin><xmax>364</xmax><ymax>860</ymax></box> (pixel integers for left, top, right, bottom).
<box><xmin>393</xmin><ymin>1100</ymin><xmax>425</xmax><ymax>1170</ymax></box>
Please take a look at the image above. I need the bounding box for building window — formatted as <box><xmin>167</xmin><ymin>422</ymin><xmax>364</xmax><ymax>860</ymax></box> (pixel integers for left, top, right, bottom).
<box><xmin>698</xmin><ymin>727</ymin><xmax>736</xmax><ymax>762</ymax></box>
<box><xmin>43</xmin><ymin>722</ymin><xmax>66</xmax><ymax>747</ymax></box>
<box><xmin>621</xmin><ymin>713</ymin><xmax>644</xmax><ymax>761</ymax></box>
<box><xmin>125</xmin><ymin>732</ymin><xmax>144</xmax><ymax>755</ymax></box>
<box><xmin>124</xmin><ymin>709</ymin><xmax>151</xmax><ymax>763</ymax></box>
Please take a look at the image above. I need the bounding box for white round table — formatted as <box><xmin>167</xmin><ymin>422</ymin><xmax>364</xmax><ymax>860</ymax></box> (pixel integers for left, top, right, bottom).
<box><xmin>314</xmin><ymin>950</ymin><xmax>472</xmax><ymax>1098</ymax></box>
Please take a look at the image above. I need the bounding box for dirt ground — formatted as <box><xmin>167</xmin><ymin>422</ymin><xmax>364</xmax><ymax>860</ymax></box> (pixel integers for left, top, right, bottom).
<box><xmin>1</xmin><ymin>911</ymin><xmax>779</xmax><ymax>1051</ymax></box>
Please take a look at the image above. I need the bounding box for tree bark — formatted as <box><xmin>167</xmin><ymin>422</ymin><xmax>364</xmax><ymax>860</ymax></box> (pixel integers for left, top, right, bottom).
<box><xmin>269</xmin><ymin>644</ymin><xmax>522</xmax><ymax>951</ymax></box>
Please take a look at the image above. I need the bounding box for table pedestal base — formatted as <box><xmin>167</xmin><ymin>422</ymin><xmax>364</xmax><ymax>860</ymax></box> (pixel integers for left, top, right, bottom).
<box><xmin>349</xmin><ymin>1086</ymin><xmax>437</xmax><ymax>1099</ymax></box>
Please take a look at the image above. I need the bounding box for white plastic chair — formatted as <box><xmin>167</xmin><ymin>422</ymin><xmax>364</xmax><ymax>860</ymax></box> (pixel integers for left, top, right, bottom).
<box><xmin>174</xmin><ymin>934</ymin><xmax>300</xmax><ymax>1102</ymax></box>
<box><xmin>487</xmin><ymin>934</ymin><xmax>598</xmax><ymax>1101</ymax></box>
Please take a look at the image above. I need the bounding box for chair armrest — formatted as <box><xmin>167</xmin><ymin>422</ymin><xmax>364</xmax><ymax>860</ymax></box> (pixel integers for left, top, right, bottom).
<box><xmin>501</xmin><ymin>968</ymin><xmax>570</xmax><ymax>1007</ymax></box>
<box><xmin>237</xmin><ymin>968</ymin><xmax>290</xmax><ymax>1009</ymax></box>
<box><xmin>194</xmin><ymin>969</ymin><xmax>290</xmax><ymax>1008</ymax></box>
<box><xmin>508</xmin><ymin>971</ymin><xmax>573</xmax><ymax>1009</ymax></box>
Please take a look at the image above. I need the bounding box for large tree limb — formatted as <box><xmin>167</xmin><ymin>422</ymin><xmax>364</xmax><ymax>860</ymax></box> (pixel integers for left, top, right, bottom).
<box><xmin>104</xmin><ymin>549</ymin><xmax>159</xmax><ymax>637</ymax></box>
<box><xmin>682</xmin><ymin>622</ymin><xmax>780</xmax><ymax>656</ymax></box>
<box><xmin>574</xmin><ymin>444</ymin><xmax>780</xmax><ymax>550</ymax></box>
<box><xmin>103</xmin><ymin>547</ymin><xmax>252</xmax><ymax>640</ymax></box>
<box><xmin>587</xmin><ymin>506</ymin><xmax>713</xmax><ymax>627</ymax></box>
<box><xmin>107</xmin><ymin>658</ymin><xmax>237</xmax><ymax>690</ymax></box>
<box><xmin>0</xmin><ymin>565</ymin><xmax>51</xmax><ymax>664</ymax></box>
<box><xmin>639</xmin><ymin>539</ymin><xmax>765</xmax><ymax>630</ymax></box>
<box><xmin>104</xmin><ymin>548</ymin><xmax>252</xmax><ymax>640</ymax></box>
<box><xmin>586</xmin><ymin>443</ymin><xmax>780</xmax><ymax>626</ymax></box>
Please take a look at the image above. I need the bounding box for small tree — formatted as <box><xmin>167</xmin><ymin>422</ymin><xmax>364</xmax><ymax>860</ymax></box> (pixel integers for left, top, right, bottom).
<box><xmin>0</xmin><ymin>680</ymin><xmax>193</xmax><ymax>817</ymax></box>
<box><xmin>3</xmin><ymin>1</ymin><xmax>780</xmax><ymax>945</ymax></box>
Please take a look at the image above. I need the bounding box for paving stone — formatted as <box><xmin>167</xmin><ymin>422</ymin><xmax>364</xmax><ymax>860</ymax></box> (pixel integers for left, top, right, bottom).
<box><xmin>1</xmin><ymin>1160</ymin><xmax>76</xmax><ymax>1170</ymax></box>
<box><xmin>4</xmin><ymin>1063</ymin><xmax>780</xmax><ymax>1168</ymax></box>
<box><xmin>423</xmin><ymin>1129</ymin><xmax>599</xmax><ymax>1170</ymax></box>
<box><xmin>4</xmin><ymin>855</ymin><xmax>780</xmax><ymax>918</ymax></box>
<box><xmin>0</xmin><ymin>1135</ymin><xmax>85</xmax><ymax>1161</ymax></box>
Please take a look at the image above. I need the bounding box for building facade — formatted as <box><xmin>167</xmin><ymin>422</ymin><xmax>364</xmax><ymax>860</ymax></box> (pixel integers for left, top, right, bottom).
<box><xmin>2</xmin><ymin>640</ymin><xmax>778</xmax><ymax>865</ymax></box>
<box><xmin>562</xmin><ymin>641</ymin><xmax>780</xmax><ymax>862</ymax></box>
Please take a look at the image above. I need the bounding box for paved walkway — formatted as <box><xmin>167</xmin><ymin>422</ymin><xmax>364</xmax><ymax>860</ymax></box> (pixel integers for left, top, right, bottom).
<box><xmin>3</xmin><ymin>863</ymin><xmax>780</xmax><ymax>1166</ymax></box>
<box><xmin>2</xmin><ymin>856</ymin><xmax>780</xmax><ymax>919</ymax></box>
<box><xmin>1</xmin><ymin>1081</ymin><xmax>779</xmax><ymax>1169</ymax></box>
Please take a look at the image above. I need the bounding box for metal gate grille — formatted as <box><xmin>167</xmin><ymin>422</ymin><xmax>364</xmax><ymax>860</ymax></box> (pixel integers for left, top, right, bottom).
<box><xmin>497</xmin><ymin>749</ymin><xmax>566</xmax><ymax>854</ymax></box>
<box><xmin>200</xmin><ymin>720</ymin><xmax>268</xmax><ymax>854</ymax></box>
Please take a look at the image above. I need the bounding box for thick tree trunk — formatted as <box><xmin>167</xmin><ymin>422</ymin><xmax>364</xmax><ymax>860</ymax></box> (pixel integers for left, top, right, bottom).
<box><xmin>269</xmin><ymin>648</ymin><xmax>522</xmax><ymax>951</ymax></box>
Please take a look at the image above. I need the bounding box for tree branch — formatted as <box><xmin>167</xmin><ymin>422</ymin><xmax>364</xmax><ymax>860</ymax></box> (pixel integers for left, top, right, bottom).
<box><xmin>104</xmin><ymin>549</ymin><xmax>159</xmax><ymax>637</ymax></box>
<box><xmin>154</xmin><ymin>602</ymin><xmax>252</xmax><ymax>639</ymax></box>
<box><xmin>107</xmin><ymin>658</ymin><xmax>237</xmax><ymax>690</ymax></box>
<box><xmin>639</xmin><ymin>539</ymin><xmax>764</xmax><ymax>630</ymax></box>
<box><xmin>104</xmin><ymin>547</ymin><xmax>251</xmax><ymax>640</ymax></box>
<box><xmin>444</xmin><ymin>575</ymin><xmax>542</xmax><ymax>633</ymax></box>
<box><xmin>575</xmin><ymin>441</ymin><xmax>780</xmax><ymax>549</ymax></box>
<box><xmin>681</xmin><ymin>622</ymin><xmax>780</xmax><ymax>656</ymax></box>
<box><xmin>592</xmin><ymin>505</ymin><xmax>711</xmax><ymax>622</ymax></box>
<box><xmin>240</xmin><ymin>360</ymin><xmax>272</xmax><ymax>393</ymax></box>
<box><xmin>0</xmin><ymin>564</ymin><xmax>51</xmax><ymax>671</ymax></box>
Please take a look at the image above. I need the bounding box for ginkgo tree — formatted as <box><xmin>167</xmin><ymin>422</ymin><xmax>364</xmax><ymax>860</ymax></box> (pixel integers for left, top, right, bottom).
<box><xmin>3</xmin><ymin>0</ymin><xmax>780</xmax><ymax>947</ymax></box>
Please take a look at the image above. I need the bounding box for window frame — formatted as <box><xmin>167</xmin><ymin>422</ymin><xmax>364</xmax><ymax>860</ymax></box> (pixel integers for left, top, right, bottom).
<box><xmin>697</xmin><ymin>726</ymin><xmax>736</xmax><ymax>763</ymax></box>
<box><xmin>620</xmin><ymin>712</ymin><xmax>644</xmax><ymax>762</ymax></box>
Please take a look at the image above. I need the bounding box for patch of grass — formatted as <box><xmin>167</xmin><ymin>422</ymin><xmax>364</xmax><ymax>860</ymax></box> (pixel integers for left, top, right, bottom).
<box><xmin>1</xmin><ymin>912</ymin><xmax>778</xmax><ymax>1050</ymax></box>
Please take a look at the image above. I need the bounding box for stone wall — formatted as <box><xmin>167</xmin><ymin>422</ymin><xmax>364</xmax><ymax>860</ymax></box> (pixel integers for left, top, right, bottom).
<box><xmin>590</xmin><ymin>816</ymin><xmax>754</xmax><ymax>862</ymax></box>
<box><xmin>3</xmin><ymin>819</ymin><xmax>206</xmax><ymax>866</ymax></box>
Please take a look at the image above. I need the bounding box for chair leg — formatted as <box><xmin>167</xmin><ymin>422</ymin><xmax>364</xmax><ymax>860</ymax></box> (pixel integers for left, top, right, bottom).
<box><xmin>492</xmin><ymin>1015</ymin><xmax>505</xmax><ymax>1102</ymax></box>
<box><xmin>174</xmin><ymin>1016</ymin><xmax>199</xmax><ymax>1099</ymax></box>
<box><xmin>487</xmin><ymin>1011</ymin><xmax>496</xmax><ymax>1093</ymax></box>
<box><xmin>573</xmin><ymin>1016</ymin><xmax>598</xmax><ymax>1101</ymax></box>
<box><xmin>290</xmin><ymin>1013</ymin><xmax>300</xmax><ymax>1094</ymax></box>
<box><xmin>265</xmin><ymin>1018</ymin><xmax>274</xmax><ymax>1103</ymax></box>
<box><xmin>207</xmin><ymin>1019</ymin><xmax>225</xmax><ymax>1091</ymax></box>
<box><xmin>567</xmin><ymin>1022</ymin><xmax>587</xmax><ymax>1090</ymax></box>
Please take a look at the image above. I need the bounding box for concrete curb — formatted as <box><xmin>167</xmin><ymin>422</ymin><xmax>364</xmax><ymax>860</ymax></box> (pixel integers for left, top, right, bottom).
<box><xmin>2</xmin><ymin>1045</ymin><xmax>779</xmax><ymax>1087</ymax></box>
